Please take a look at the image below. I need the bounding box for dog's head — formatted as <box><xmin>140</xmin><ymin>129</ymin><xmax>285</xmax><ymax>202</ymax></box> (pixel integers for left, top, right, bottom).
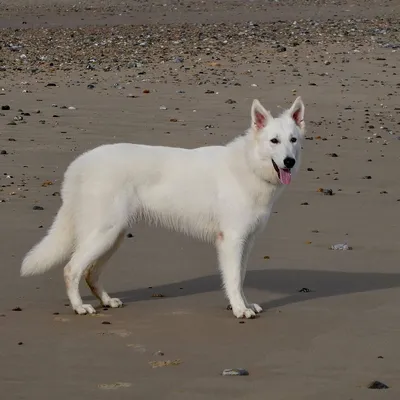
<box><xmin>250</xmin><ymin>96</ymin><xmax>305</xmax><ymax>185</ymax></box>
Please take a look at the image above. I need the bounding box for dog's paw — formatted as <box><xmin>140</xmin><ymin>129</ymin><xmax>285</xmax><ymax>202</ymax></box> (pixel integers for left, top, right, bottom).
<box><xmin>232</xmin><ymin>306</ymin><xmax>257</xmax><ymax>319</ymax></box>
<box><xmin>103</xmin><ymin>298</ymin><xmax>124</xmax><ymax>308</ymax></box>
<box><xmin>74</xmin><ymin>304</ymin><xmax>97</xmax><ymax>315</ymax></box>
<box><xmin>249</xmin><ymin>303</ymin><xmax>263</xmax><ymax>314</ymax></box>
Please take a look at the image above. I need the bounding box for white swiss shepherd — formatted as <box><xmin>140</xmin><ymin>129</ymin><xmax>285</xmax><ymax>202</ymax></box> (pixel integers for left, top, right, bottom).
<box><xmin>21</xmin><ymin>97</ymin><xmax>306</xmax><ymax>319</ymax></box>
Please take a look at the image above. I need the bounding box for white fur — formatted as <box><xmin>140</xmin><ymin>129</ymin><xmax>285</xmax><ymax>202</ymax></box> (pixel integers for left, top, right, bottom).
<box><xmin>21</xmin><ymin>97</ymin><xmax>306</xmax><ymax>318</ymax></box>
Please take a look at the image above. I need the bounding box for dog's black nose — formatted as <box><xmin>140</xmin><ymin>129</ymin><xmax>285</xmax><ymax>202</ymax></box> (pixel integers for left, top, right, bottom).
<box><xmin>283</xmin><ymin>157</ymin><xmax>296</xmax><ymax>169</ymax></box>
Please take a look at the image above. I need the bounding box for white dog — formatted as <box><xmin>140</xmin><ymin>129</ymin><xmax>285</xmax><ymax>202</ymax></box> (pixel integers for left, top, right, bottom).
<box><xmin>21</xmin><ymin>97</ymin><xmax>305</xmax><ymax>319</ymax></box>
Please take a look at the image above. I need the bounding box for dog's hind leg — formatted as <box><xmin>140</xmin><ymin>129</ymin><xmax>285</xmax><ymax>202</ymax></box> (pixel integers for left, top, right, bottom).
<box><xmin>85</xmin><ymin>232</ymin><xmax>125</xmax><ymax>308</ymax></box>
<box><xmin>64</xmin><ymin>225</ymin><xmax>125</xmax><ymax>315</ymax></box>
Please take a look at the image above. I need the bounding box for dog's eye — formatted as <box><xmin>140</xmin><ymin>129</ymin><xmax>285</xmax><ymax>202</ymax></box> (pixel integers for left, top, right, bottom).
<box><xmin>270</xmin><ymin>138</ymin><xmax>279</xmax><ymax>144</ymax></box>
<box><xmin>290</xmin><ymin>137</ymin><xmax>297</xmax><ymax>143</ymax></box>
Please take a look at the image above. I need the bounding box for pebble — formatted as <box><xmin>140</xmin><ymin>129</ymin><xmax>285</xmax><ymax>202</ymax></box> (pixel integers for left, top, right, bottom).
<box><xmin>368</xmin><ymin>380</ymin><xmax>389</xmax><ymax>389</ymax></box>
<box><xmin>32</xmin><ymin>205</ymin><xmax>44</xmax><ymax>210</ymax></box>
<box><xmin>298</xmin><ymin>288</ymin><xmax>313</xmax><ymax>293</ymax></box>
<box><xmin>330</xmin><ymin>243</ymin><xmax>352</xmax><ymax>251</ymax></box>
<box><xmin>222</xmin><ymin>368</ymin><xmax>249</xmax><ymax>376</ymax></box>
<box><xmin>1</xmin><ymin>105</ymin><xmax>10</xmax><ymax>110</ymax></box>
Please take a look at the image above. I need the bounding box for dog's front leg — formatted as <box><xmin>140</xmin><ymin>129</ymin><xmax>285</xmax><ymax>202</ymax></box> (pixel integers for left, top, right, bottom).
<box><xmin>240</xmin><ymin>235</ymin><xmax>263</xmax><ymax>314</ymax></box>
<box><xmin>217</xmin><ymin>234</ymin><xmax>257</xmax><ymax>319</ymax></box>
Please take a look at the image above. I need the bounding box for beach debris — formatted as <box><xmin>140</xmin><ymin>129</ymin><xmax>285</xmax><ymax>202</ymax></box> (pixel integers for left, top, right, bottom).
<box><xmin>149</xmin><ymin>359</ymin><xmax>182</xmax><ymax>368</ymax></box>
<box><xmin>330</xmin><ymin>243</ymin><xmax>352</xmax><ymax>250</ymax></box>
<box><xmin>222</xmin><ymin>368</ymin><xmax>249</xmax><ymax>376</ymax></box>
<box><xmin>98</xmin><ymin>382</ymin><xmax>132</xmax><ymax>390</ymax></box>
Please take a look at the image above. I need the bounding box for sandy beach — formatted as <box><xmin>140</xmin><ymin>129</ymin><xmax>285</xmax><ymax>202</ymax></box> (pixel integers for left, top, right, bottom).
<box><xmin>1</xmin><ymin>0</ymin><xmax>400</xmax><ymax>398</ymax></box>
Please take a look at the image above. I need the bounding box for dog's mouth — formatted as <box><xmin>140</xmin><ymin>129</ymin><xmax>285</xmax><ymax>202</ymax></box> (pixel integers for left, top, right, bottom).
<box><xmin>272</xmin><ymin>159</ymin><xmax>292</xmax><ymax>185</ymax></box>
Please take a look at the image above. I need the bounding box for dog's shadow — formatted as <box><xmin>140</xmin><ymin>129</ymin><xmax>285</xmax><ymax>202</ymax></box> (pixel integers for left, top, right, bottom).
<box><xmin>89</xmin><ymin>269</ymin><xmax>400</xmax><ymax>310</ymax></box>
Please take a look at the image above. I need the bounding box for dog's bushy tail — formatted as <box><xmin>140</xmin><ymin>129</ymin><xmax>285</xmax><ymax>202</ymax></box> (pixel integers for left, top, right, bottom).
<box><xmin>21</xmin><ymin>204</ymin><xmax>74</xmax><ymax>276</ymax></box>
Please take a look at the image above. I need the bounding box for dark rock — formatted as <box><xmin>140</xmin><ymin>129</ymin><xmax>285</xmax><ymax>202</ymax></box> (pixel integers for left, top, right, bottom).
<box><xmin>368</xmin><ymin>380</ymin><xmax>389</xmax><ymax>389</ymax></box>
<box><xmin>298</xmin><ymin>288</ymin><xmax>313</xmax><ymax>293</ymax></box>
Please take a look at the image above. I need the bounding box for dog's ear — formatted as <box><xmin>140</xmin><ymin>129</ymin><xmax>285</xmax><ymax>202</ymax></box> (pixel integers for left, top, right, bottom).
<box><xmin>289</xmin><ymin>96</ymin><xmax>305</xmax><ymax>131</ymax></box>
<box><xmin>251</xmin><ymin>99</ymin><xmax>271</xmax><ymax>132</ymax></box>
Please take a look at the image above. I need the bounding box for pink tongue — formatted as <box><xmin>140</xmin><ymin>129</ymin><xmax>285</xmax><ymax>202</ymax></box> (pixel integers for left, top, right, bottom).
<box><xmin>279</xmin><ymin>168</ymin><xmax>292</xmax><ymax>185</ymax></box>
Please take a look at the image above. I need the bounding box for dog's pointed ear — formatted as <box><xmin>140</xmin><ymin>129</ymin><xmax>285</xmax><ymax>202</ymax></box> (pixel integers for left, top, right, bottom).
<box><xmin>251</xmin><ymin>99</ymin><xmax>271</xmax><ymax>132</ymax></box>
<box><xmin>289</xmin><ymin>96</ymin><xmax>305</xmax><ymax>131</ymax></box>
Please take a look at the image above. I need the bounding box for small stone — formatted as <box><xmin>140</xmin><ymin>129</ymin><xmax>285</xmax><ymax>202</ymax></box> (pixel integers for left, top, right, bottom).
<box><xmin>18</xmin><ymin>342</ymin><xmax>24</xmax><ymax>345</ymax></box>
<box><xmin>87</xmin><ymin>84</ymin><xmax>95</xmax><ymax>89</ymax></box>
<box><xmin>1</xmin><ymin>105</ymin><xmax>10</xmax><ymax>110</ymax></box>
<box><xmin>298</xmin><ymin>288</ymin><xmax>313</xmax><ymax>293</ymax></box>
<box><xmin>1</xmin><ymin>150</ymin><xmax>7</xmax><ymax>155</ymax></box>
<box><xmin>12</xmin><ymin>307</ymin><xmax>22</xmax><ymax>311</ymax></box>
<box><xmin>301</xmin><ymin>202</ymin><xmax>309</xmax><ymax>205</ymax></box>
<box><xmin>330</xmin><ymin>243</ymin><xmax>352</xmax><ymax>250</ymax></box>
<box><xmin>46</xmin><ymin>83</ymin><xmax>57</xmax><ymax>87</ymax></box>
<box><xmin>126</xmin><ymin>233</ymin><xmax>134</xmax><ymax>238</ymax></box>
<box><xmin>368</xmin><ymin>380</ymin><xmax>389</xmax><ymax>389</ymax></box>
<box><xmin>222</xmin><ymin>368</ymin><xmax>249</xmax><ymax>376</ymax></box>
<box><xmin>363</xmin><ymin>175</ymin><xmax>372</xmax><ymax>179</ymax></box>
<box><xmin>32</xmin><ymin>205</ymin><xmax>44</xmax><ymax>210</ymax></box>
<box><xmin>225</xmin><ymin>99</ymin><xmax>236</xmax><ymax>104</ymax></box>
<box><xmin>102</xmin><ymin>321</ymin><xmax>111</xmax><ymax>325</ymax></box>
